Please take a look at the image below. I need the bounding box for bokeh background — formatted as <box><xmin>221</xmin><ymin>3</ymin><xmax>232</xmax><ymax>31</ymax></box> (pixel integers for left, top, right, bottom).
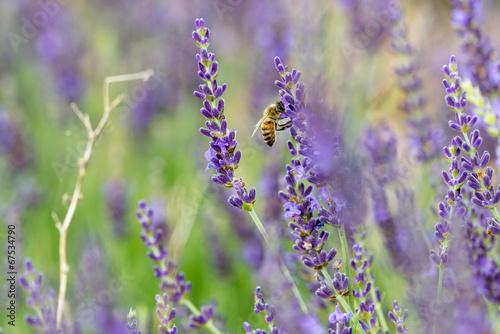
<box><xmin>1</xmin><ymin>0</ymin><xmax>500</xmax><ymax>333</ymax></box>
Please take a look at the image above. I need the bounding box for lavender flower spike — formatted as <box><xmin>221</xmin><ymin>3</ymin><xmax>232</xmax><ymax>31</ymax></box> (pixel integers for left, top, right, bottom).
<box><xmin>487</xmin><ymin>217</ymin><xmax>500</xmax><ymax>236</ymax></box>
<box><xmin>126</xmin><ymin>308</ymin><xmax>142</xmax><ymax>334</ymax></box>
<box><xmin>192</xmin><ymin>18</ymin><xmax>256</xmax><ymax>211</ymax></box>
<box><xmin>136</xmin><ymin>201</ymin><xmax>190</xmax><ymax>301</ymax></box>
<box><xmin>192</xmin><ymin>18</ymin><xmax>309</xmax><ymax>316</ymax></box>
<box><xmin>451</xmin><ymin>0</ymin><xmax>500</xmax><ymax>95</ymax></box>
<box><xmin>388</xmin><ymin>301</ymin><xmax>408</xmax><ymax>334</ymax></box>
<box><xmin>156</xmin><ymin>294</ymin><xmax>178</xmax><ymax>334</ymax></box>
<box><xmin>328</xmin><ymin>303</ymin><xmax>353</xmax><ymax>334</ymax></box>
<box><xmin>243</xmin><ymin>287</ymin><xmax>280</xmax><ymax>334</ymax></box>
<box><xmin>431</xmin><ymin>56</ymin><xmax>470</xmax><ymax>270</ymax></box>
<box><xmin>136</xmin><ymin>201</ymin><xmax>224</xmax><ymax>334</ymax></box>
<box><xmin>19</xmin><ymin>258</ymin><xmax>47</xmax><ymax>332</ymax></box>
<box><xmin>19</xmin><ymin>258</ymin><xmax>79</xmax><ymax>333</ymax></box>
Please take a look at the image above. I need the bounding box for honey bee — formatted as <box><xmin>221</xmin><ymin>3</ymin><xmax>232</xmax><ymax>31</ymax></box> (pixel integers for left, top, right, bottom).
<box><xmin>252</xmin><ymin>101</ymin><xmax>292</xmax><ymax>147</ymax></box>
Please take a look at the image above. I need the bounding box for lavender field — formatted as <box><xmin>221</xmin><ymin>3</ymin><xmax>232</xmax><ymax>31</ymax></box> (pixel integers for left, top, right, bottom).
<box><xmin>1</xmin><ymin>0</ymin><xmax>500</xmax><ymax>333</ymax></box>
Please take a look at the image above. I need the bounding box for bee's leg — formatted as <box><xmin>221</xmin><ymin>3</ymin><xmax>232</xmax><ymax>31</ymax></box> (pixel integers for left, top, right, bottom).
<box><xmin>276</xmin><ymin>119</ymin><xmax>293</xmax><ymax>131</ymax></box>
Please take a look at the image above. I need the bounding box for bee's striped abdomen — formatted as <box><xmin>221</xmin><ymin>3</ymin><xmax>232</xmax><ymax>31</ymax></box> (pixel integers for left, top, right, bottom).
<box><xmin>262</xmin><ymin>119</ymin><xmax>276</xmax><ymax>147</ymax></box>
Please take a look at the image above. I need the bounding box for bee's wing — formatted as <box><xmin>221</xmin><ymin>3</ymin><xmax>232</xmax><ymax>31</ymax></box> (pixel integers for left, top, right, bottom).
<box><xmin>251</xmin><ymin>112</ymin><xmax>269</xmax><ymax>137</ymax></box>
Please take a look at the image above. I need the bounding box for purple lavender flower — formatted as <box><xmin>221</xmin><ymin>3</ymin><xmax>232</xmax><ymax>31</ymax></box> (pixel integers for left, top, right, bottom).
<box><xmin>19</xmin><ymin>258</ymin><xmax>46</xmax><ymax>331</ymax></box>
<box><xmin>192</xmin><ymin>18</ymin><xmax>256</xmax><ymax>211</ymax></box>
<box><xmin>243</xmin><ymin>287</ymin><xmax>280</xmax><ymax>334</ymax></box>
<box><xmin>74</xmin><ymin>244</ymin><xmax>124</xmax><ymax>333</ymax></box>
<box><xmin>156</xmin><ymin>294</ymin><xmax>178</xmax><ymax>334</ymax></box>
<box><xmin>451</xmin><ymin>0</ymin><xmax>500</xmax><ymax>95</ymax></box>
<box><xmin>136</xmin><ymin>201</ymin><xmax>190</xmax><ymax>301</ymax></box>
<box><xmin>428</xmin><ymin>56</ymin><xmax>500</xmax><ymax>330</ymax></box>
<box><xmin>328</xmin><ymin>304</ymin><xmax>353</xmax><ymax>334</ymax></box>
<box><xmin>431</xmin><ymin>56</ymin><xmax>472</xmax><ymax>269</ymax></box>
<box><xmin>297</xmin><ymin>315</ymin><xmax>325</xmax><ymax>334</ymax></box>
<box><xmin>136</xmin><ymin>200</ymin><xmax>223</xmax><ymax>333</ymax></box>
<box><xmin>390</xmin><ymin>7</ymin><xmax>443</xmax><ymax>162</ymax></box>
<box><xmin>339</xmin><ymin>0</ymin><xmax>399</xmax><ymax>53</ymax></box>
<box><xmin>18</xmin><ymin>2</ymin><xmax>85</xmax><ymax>102</ymax></box>
<box><xmin>440</xmin><ymin>55</ymin><xmax>500</xmax><ymax>239</ymax></box>
<box><xmin>273</xmin><ymin>57</ymin><xmax>361</xmax><ymax>320</ymax></box>
<box><xmin>487</xmin><ymin>217</ymin><xmax>500</xmax><ymax>235</ymax></box>
<box><xmin>363</xmin><ymin>126</ymin><xmax>397</xmax><ymax>186</ymax></box>
<box><xmin>0</xmin><ymin>107</ymin><xmax>16</xmax><ymax>154</ymax></box>
<box><xmin>190</xmin><ymin>305</ymin><xmax>216</xmax><ymax>330</ymax></box>
<box><xmin>19</xmin><ymin>258</ymin><xmax>80</xmax><ymax>333</ymax></box>
<box><xmin>242</xmin><ymin>2</ymin><xmax>293</xmax><ymax>109</ymax></box>
<box><xmin>0</xmin><ymin>106</ymin><xmax>31</xmax><ymax>171</ymax></box>
<box><xmin>126</xmin><ymin>308</ymin><xmax>141</xmax><ymax>334</ymax></box>
<box><xmin>103</xmin><ymin>179</ymin><xmax>128</xmax><ymax>237</ymax></box>
<box><xmin>388</xmin><ymin>301</ymin><xmax>408</xmax><ymax>334</ymax></box>
<box><xmin>130</xmin><ymin>82</ymin><xmax>168</xmax><ymax>134</ymax></box>
<box><xmin>362</xmin><ymin>125</ymin><xmax>414</xmax><ymax>268</ymax></box>
<box><xmin>348</xmin><ymin>241</ymin><xmax>391</xmax><ymax>333</ymax></box>
<box><xmin>465</xmin><ymin>208</ymin><xmax>500</xmax><ymax>304</ymax></box>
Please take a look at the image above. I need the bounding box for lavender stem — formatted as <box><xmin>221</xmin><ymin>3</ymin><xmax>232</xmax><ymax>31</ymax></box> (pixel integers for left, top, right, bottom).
<box><xmin>432</xmin><ymin>266</ymin><xmax>445</xmax><ymax>334</ymax></box>
<box><xmin>491</xmin><ymin>207</ymin><xmax>500</xmax><ymax>222</ymax></box>
<box><xmin>248</xmin><ymin>208</ymin><xmax>309</xmax><ymax>315</ymax></box>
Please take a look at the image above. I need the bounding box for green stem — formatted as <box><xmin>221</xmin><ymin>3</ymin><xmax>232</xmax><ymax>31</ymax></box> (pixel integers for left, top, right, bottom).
<box><xmin>338</xmin><ymin>225</ymin><xmax>355</xmax><ymax>314</ymax></box>
<box><xmin>351</xmin><ymin>310</ymin><xmax>360</xmax><ymax>334</ymax></box>
<box><xmin>248</xmin><ymin>209</ymin><xmax>271</xmax><ymax>246</ymax></box>
<box><xmin>321</xmin><ymin>268</ymin><xmax>366</xmax><ymax>334</ymax></box>
<box><xmin>432</xmin><ymin>266</ymin><xmax>445</xmax><ymax>334</ymax></box>
<box><xmin>490</xmin><ymin>207</ymin><xmax>500</xmax><ymax>222</ymax></box>
<box><xmin>369</xmin><ymin>285</ymin><xmax>389</xmax><ymax>332</ymax></box>
<box><xmin>181</xmin><ymin>299</ymin><xmax>224</xmax><ymax>334</ymax></box>
<box><xmin>248</xmin><ymin>209</ymin><xmax>309</xmax><ymax>315</ymax></box>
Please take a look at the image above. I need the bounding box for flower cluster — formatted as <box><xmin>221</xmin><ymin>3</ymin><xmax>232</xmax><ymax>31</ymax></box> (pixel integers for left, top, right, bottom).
<box><xmin>19</xmin><ymin>259</ymin><xmax>79</xmax><ymax>333</ymax></box>
<box><xmin>465</xmin><ymin>211</ymin><xmax>500</xmax><ymax>304</ymax></box>
<box><xmin>274</xmin><ymin>58</ymin><xmax>341</xmax><ymax>270</ymax></box>
<box><xmin>315</xmin><ymin>271</ymin><xmax>350</xmax><ymax>301</ymax></box>
<box><xmin>451</xmin><ymin>0</ymin><xmax>500</xmax><ymax>95</ymax></box>
<box><xmin>190</xmin><ymin>305</ymin><xmax>216</xmax><ymax>330</ymax></box>
<box><xmin>156</xmin><ymin>294</ymin><xmax>178</xmax><ymax>334</ymax></box>
<box><xmin>279</xmin><ymin>167</ymin><xmax>339</xmax><ymax>271</ymax></box>
<box><xmin>432</xmin><ymin>56</ymin><xmax>472</xmax><ymax>269</ymax></box>
<box><xmin>192</xmin><ymin>18</ymin><xmax>256</xmax><ymax>211</ymax></box>
<box><xmin>363</xmin><ymin>126</ymin><xmax>397</xmax><ymax>186</ymax></box>
<box><xmin>19</xmin><ymin>259</ymin><xmax>52</xmax><ymax>332</ymax></box>
<box><xmin>339</xmin><ymin>0</ymin><xmax>398</xmax><ymax>53</ymax></box>
<box><xmin>388</xmin><ymin>301</ymin><xmax>408</xmax><ymax>334</ymax></box>
<box><xmin>136</xmin><ymin>200</ymin><xmax>223</xmax><ymax>333</ymax></box>
<box><xmin>433</xmin><ymin>55</ymin><xmax>500</xmax><ymax>317</ymax></box>
<box><xmin>136</xmin><ymin>200</ymin><xmax>191</xmax><ymax>301</ymax></box>
<box><xmin>273</xmin><ymin>57</ymin><xmax>360</xmax><ymax>326</ymax></box>
<box><xmin>328</xmin><ymin>304</ymin><xmax>353</xmax><ymax>334</ymax></box>
<box><xmin>442</xmin><ymin>56</ymin><xmax>500</xmax><ymax>235</ymax></box>
<box><xmin>18</xmin><ymin>2</ymin><xmax>84</xmax><ymax>102</ymax></box>
<box><xmin>273</xmin><ymin>57</ymin><xmax>327</xmax><ymax>188</ymax></box>
<box><xmin>350</xmin><ymin>244</ymin><xmax>380</xmax><ymax>333</ymax></box>
<box><xmin>103</xmin><ymin>179</ymin><xmax>128</xmax><ymax>237</ymax></box>
<box><xmin>243</xmin><ymin>287</ymin><xmax>280</xmax><ymax>334</ymax></box>
<box><xmin>0</xmin><ymin>106</ymin><xmax>31</xmax><ymax>171</ymax></box>
<box><xmin>126</xmin><ymin>308</ymin><xmax>142</xmax><ymax>334</ymax></box>
<box><xmin>391</xmin><ymin>7</ymin><xmax>442</xmax><ymax>162</ymax></box>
